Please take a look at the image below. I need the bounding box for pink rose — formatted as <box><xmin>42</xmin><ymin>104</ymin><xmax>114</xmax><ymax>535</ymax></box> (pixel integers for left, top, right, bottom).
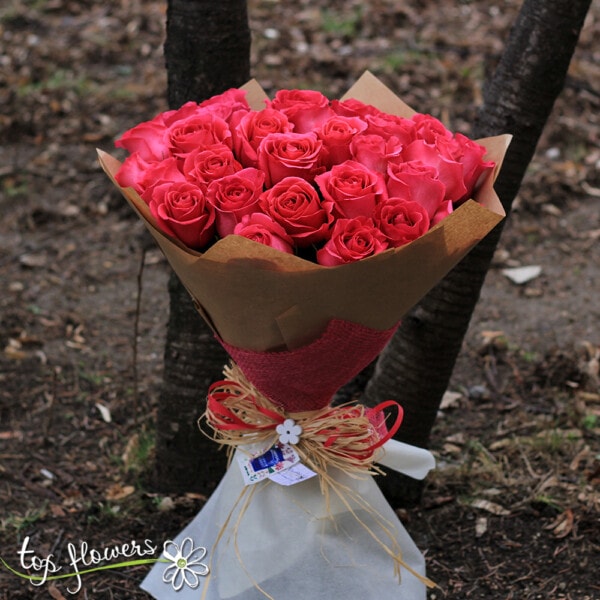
<box><xmin>115</xmin><ymin>152</ymin><xmax>153</xmax><ymax>194</ymax></box>
<box><xmin>268</xmin><ymin>89</ymin><xmax>334</xmax><ymax>133</ymax></box>
<box><xmin>167</xmin><ymin>111</ymin><xmax>232</xmax><ymax>157</ymax></box>
<box><xmin>115</xmin><ymin>114</ymin><xmax>169</xmax><ymax>162</ymax></box>
<box><xmin>317</xmin><ymin>115</ymin><xmax>368</xmax><ymax>166</ymax></box>
<box><xmin>230</xmin><ymin>108</ymin><xmax>293</xmax><ymax>167</ymax></box>
<box><xmin>233</xmin><ymin>213</ymin><xmax>294</xmax><ymax>254</ymax></box>
<box><xmin>350</xmin><ymin>134</ymin><xmax>403</xmax><ymax>174</ymax></box>
<box><xmin>374</xmin><ymin>197</ymin><xmax>430</xmax><ymax>247</ymax></box>
<box><xmin>364</xmin><ymin>113</ymin><xmax>416</xmax><ymax>146</ymax></box>
<box><xmin>386</xmin><ymin>160</ymin><xmax>446</xmax><ymax>219</ymax></box>
<box><xmin>206</xmin><ymin>168</ymin><xmax>266</xmax><ymax>236</ymax></box>
<box><xmin>198</xmin><ymin>88</ymin><xmax>250</xmax><ymax>122</ymax></box>
<box><xmin>431</xmin><ymin>199</ymin><xmax>454</xmax><ymax>225</ymax></box>
<box><xmin>315</xmin><ymin>160</ymin><xmax>387</xmax><ymax>219</ymax></box>
<box><xmin>451</xmin><ymin>133</ymin><xmax>495</xmax><ymax>203</ymax></box>
<box><xmin>259</xmin><ymin>177</ymin><xmax>333</xmax><ymax>247</ymax></box>
<box><xmin>402</xmin><ymin>139</ymin><xmax>467</xmax><ymax>203</ymax></box>
<box><xmin>331</xmin><ymin>98</ymin><xmax>384</xmax><ymax>120</ymax></box>
<box><xmin>182</xmin><ymin>143</ymin><xmax>242</xmax><ymax>189</ymax></box>
<box><xmin>412</xmin><ymin>113</ymin><xmax>453</xmax><ymax>145</ymax></box>
<box><xmin>148</xmin><ymin>181</ymin><xmax>215</xmax><ymax>249</ymax></box>
<box><xmin>317</xmin><ymin>216</ymin><xmax>389</xmax><ymax>266</ymax></box>
<box><xmin>138</xmin><ymin>157</ymin><xmax>187</xmax><ymax>202</ymax></box>
<box><xmin>257</xmin><ymin>132</ymin><xmax>326</xmax><ymax>186</ymax></box>
<box><xmin>161</xmin><ymin>101</ymin><xmax>204</xmax><ymax>127</ymax></box>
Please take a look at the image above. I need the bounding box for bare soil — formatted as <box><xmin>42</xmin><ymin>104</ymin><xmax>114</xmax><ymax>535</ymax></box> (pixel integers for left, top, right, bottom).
<box><xmin>0</xmin><ymin>1</ymin><xmax>598</xmax><ymax>599</ymax></box>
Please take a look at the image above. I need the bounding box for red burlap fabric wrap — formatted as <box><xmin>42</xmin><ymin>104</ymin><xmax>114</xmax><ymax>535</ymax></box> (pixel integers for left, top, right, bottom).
<box><xmin>219</xmin><ymin>319</ymin><xmax>398</xmax><ymax>412</ymax></box>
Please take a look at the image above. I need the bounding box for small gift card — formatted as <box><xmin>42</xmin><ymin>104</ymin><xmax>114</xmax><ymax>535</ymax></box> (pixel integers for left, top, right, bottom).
<box><xmin>238</xmin><ymin>443</ymin><xmax>300</xmax><ymax>486</ymax></box>
<box><xmin>269</xmin><ymin>463</ymin><xmax>317</xmax><ymax>486</ymax></box>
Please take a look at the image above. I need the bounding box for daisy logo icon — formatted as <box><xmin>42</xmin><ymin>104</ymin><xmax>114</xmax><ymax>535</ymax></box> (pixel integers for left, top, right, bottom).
<box><xmin>161</xmin><ymin>537</ymin><xmax>209</xmax><ymax>591</ymax></box>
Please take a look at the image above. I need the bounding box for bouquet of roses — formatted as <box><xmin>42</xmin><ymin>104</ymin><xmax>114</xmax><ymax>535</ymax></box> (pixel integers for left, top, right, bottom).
<box><xmin>112</xmin><ymin>73</ymin><xmax>494</xmax><ymax>267</ymax></box>
<box><xmin>99</xmin><ymin>72</ymin><xmax>510</xmax><ymax>600</ymax></box>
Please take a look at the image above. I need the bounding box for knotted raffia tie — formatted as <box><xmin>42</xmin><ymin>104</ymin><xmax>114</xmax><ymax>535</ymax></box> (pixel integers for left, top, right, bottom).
<box><xmin>202</xmin><ymin>362</ymin><xmax>404</xmax><ymax>480</ymax></box>
<box><xmin>200</xmin><ymin>363</ymin><xmax>436</xmax><ymax>594</ymax></box>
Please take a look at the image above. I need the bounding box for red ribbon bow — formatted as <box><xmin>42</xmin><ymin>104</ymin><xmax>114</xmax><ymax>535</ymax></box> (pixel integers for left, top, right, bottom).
<box><xmin>205</xmin><ymin>378</ymin><xmax>403</xmax><ymax>467</ymax></box>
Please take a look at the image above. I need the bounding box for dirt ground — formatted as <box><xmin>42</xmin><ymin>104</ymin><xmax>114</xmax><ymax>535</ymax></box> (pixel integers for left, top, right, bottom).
<box><xmin>0</xmin><ymin>0</ymin><xmax>598</xmax><ymax>598</ymax></box>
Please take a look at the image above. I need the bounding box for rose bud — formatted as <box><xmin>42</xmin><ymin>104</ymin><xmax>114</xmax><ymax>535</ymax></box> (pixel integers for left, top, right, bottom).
<box><xmin>315</xmin><ymin>160</ymin><xmax>387</xmax><ymax>219</ymax></box>
<box><xmin>183</xmin><ymin>144</ymin><xmax>242</xmax><ymax>190</ymax></box>
<box><xmin>268</xmin><ymin>89</ymin><xmax>334</xmax><ymax>133</ymax></box>
<box><xmin>230</xmin><ymin>108</ymin><xmax>294</xmax><ymax>168</ymax></box>
<box><xmin>148</xmin><ymin>181</ymin><xmax>215</xmax><ymax>249</ymax></box>
<box><xmin>257</xmin><ymin>132</ymin><xmax>326</xmax><ymax>186</ymax></box>
<box><xmin>259</xmin><ymin>176</ymin><xmax>333</xmax><ymax>247</ymax></box>
<box><xmin>206</xmin><ymin>168</ymin><xmax>266</xmax><ymax>237</ymax></box>
<box><xmin>233</xmin><ymin>213</ymin><xmax>294</xmax><ymax>254</ymax></box>
<box><xmin>316</xmin><ymin>216</ymin><xmax>389</xmax><ymax>266</ymax></box>
<box><xmin>386</xmin><ymin>160</ymin><xmax>446</xmax><ymax>220</ymax></box>
<box><xmin>374</xmin><ymin>197</ymin><xmax>430</xmax><ymax>248</ymax></box>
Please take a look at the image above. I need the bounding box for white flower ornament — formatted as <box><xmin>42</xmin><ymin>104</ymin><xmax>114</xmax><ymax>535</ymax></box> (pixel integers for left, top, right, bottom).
<box><xmin>276</xmin><ymin>418</ymin><xmax>302</xmax><ymax>445</ymax></box>
<box><xmin>162</xmin><ymin>537</ymin><xmax>209</xmax><ymax>591</ymax></box>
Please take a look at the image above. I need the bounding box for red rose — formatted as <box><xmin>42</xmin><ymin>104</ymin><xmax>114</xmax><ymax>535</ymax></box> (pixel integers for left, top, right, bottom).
<box><xmin>268</xmin><ymin>89</ymin><xmax>334</xmax><ymax>133</ymax></box>
<box><xmin>315</xmin><ymin>160</ymin><xmax>387</xmax><ymax>219</ymax></box>
<box><xmin>257</xmin><ymin>132</ymin><xmax>326</xmax><ymax>186</ymax></box>
<box><xmin>374</xmin><ymin>197</ymin><xmax>430</xmax><ymax>248</ymax></box>
<box><xmin>431</xmin><ymin>199</ymin><xmax>454</xmax><ymax>225</ymax></box>
<box><xmin>161</xmin><ymin>101</ymin><xmax>204</xmax><ymax>127</ymax></box>
<box><xmin>182</xmin><ymin>143</ymin><xmax>242</xmax><ymax>189</ymax></box>
<box><xmin>402</xmin><ymin>139</ymin><xmax>467</xmax><ymax>203</ymax></box>
<box><xmin>259</xmin><ymin>177</ymin><xmax>333</xmax><ymax>247</ymax></box>
<box><xmin>115</xmin><ymin>114</ymin><xmax>169</xmax><ymax>162</ymax></box>
<box><xmin>233</xmin><ymin>213</ymin><xmax>294</xmax><ymax>254</ymax></box>
<box><xmin>331</xmin><ymin>98</ymin><xmax>383</xmax><ymax>120</ymax></box>
<box><xmin>138</xmin><ymin>157</ymin><xmax>187</xmax><ymax>201</ymax></box>
<box><xmin>198</xmin><ymin>88</ymin><xmax>250</xmax><ymax>122</ymax></box>
<box><xmin>148</xmin><ymin>181</ymin><xmax>215</xmax><ymax>249</ymax></box>
<box><xmin>364</xmin><ymin>113</ymin><xmax>416</xmax><ymax>146</ymax></box>
<box><xmin>316</xmin><ymin>216</ymin><xmax>389</xmax><ymax>266</ymax></box>
<box><xmin>451</xmin><ymin>133</ymin><xmax>495</xmax><ymax>203</ymax></box>
<box><xmin>230</xmin><ymin>108</ymin><xmax>293</xmax><ymax>167</ymax></box>
<box><xmin>386</xmin><ymin>160</ymin><xmax>446</xmax><ymax>219</ymax></box>
<box><xmin>167</xmin><ymin>111</ymin><xmax>232</xmax><ymax>157</ymax></box>
<box><xmin>411</xmin><ymin>113</ymin><xmax>453</xmax><ymax>145</ymax></box>
<box><xmin>115</xmin><ymin>152</ymin><xmax>153</xmax><ymax>194</ymax></box>
<box><xmin>206</xmin><ymin>168</ymin><xmax>266</xmax><ymax>237</ymax></box>
<box><xmin>317</xmin><ymin>115</ymin><xmax>368</xmax><ymax>166</ymax></box>
<box><xmin>350</xmin><ymin>134</ymin><xmax>403</xmax><ymax>174</ymax></box>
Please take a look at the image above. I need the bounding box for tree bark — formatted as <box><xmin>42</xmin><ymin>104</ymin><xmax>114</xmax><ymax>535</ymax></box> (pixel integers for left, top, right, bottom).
<box><xmin>154</xmin><ymin>0</ymin><xmax>251</xmax><ymax>493</ymax></box>
<box><xmin>363</xmin><ymin>0</ymin><xmax>592</xmax><ymax>506</ymax></box>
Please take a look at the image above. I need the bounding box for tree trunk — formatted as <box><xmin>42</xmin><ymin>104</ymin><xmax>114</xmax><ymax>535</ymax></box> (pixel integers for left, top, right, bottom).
<box><xmin>363</xmin><ymin>0</ymin><xmax>592</xmax><ymax>506</ymax></box>
<box><xmin>154</xmin><ymin>0</ymin><xmax>251</xmax><ymax>493</ymax></box>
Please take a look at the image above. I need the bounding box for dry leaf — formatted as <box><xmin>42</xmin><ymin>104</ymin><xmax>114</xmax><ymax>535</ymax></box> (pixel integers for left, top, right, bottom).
<box><xmin>545</xmin><ymin>509</ymin><xmax>575</xmax><ymax>539</ymax></box>
<box><xmin>470</xmin><ymin>499</ymin><xmax>511</xmax><ymax>516</ymax></box>
<box><xmin>106</xmin><ymin>483</ymin><xmax>135</xmax><ymax>500</ymax></box>
<box><xmin>48</xmin><ymin>585</ymin><xmax>67</xmax><ymax>600</ymax></box>
<box><xmin>475</xmin><ymin>516</ymin><xmax>488</xmax><ymax>537</ymax></box>
<box><xmin>440</xmin><ymin>391</ymin><xmax>462</xmax><ymax>410</ymax></box>
<box><xmin>122</xmin><ymin>433</ymin><xmax>140</xmax><ymax>469</ymax></box>
<box><xmin>95</xmin><ymin>402</ymin><xmax>112</xmax><ymax>423</ymax></box>
<box><xmin>50</xmin><ymin>503</ymin><xmax>66</xmax><ymax>517</ymax></box>
<box><xmin>502</xmin><ymin>265</ymin><xmax>542</xmax><ymax>284</ymax></box>
<box><xmin>158</xmin><ymin>496</ymin><xmax>175</xmax><ymax>511</ymax></box>
<box><xmin>19</xmin><ymin>253</ymin><xmax>48</xmax><ymax>268</ymax></box>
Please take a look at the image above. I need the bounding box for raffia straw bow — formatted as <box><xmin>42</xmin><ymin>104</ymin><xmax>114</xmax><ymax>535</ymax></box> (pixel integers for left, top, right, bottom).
<box><xmin>204</xmin><ymin>363</ymin><xmax>403</xmax><ymax>481</ymax></box>
<box><xmin>200</xmin><ymin>363</ymin><xmax>436</xmax><ymax>593</ymax></box>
